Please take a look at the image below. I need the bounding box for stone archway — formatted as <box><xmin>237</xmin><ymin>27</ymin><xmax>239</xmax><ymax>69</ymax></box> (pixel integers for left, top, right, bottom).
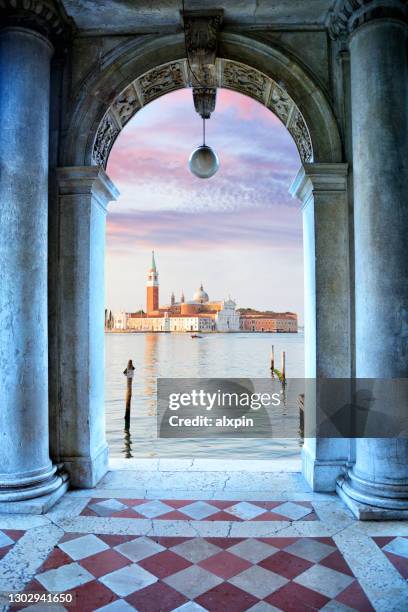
<box><xmin>54</xmin><ymin>32</ymin><xmax>349</xmax><ymax>491</ymax></box>
<box><xmin>63</xmin><ymin>32</ymin><xmax>342</xmax><ymax>167</ymax></box>
<box><xmin>1</xmin><ymin>1</ymin><xmax>407</xmax><ymax>521</ymax></box>
<box><xmin>90</xmin><ymin>57</ymin><xmax>314</xmax><ymax>169</ymax></box>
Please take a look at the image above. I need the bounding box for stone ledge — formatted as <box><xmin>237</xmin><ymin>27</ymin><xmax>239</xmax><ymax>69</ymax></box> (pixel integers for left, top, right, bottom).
<box><xmin>109</xmin><ymin>457</ymin><xmax>302</xmax><ymax>473</ymax></box>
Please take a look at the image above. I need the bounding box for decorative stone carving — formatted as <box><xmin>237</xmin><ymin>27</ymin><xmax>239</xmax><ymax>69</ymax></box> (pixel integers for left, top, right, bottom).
<box><xmin>193</xmin><ymin>87</ymin><xmax>217</xmax><ymax>119</ymax></box>
<box><xmin>92</xmin><ymin>113</ymin><xmax>119</xmax><ymax>168</ymax></box>
<box><xmin>92</xmin><ymin>62</ymin><xmax>187</xmax><ymax>167</ymax></box>
<box><xmin>183</xmin><ymin>11</ymin><xmax>223</xmax><ymax>119</ymax></box>
<box><xmin>183</xmin><ymin>10</ymin><xmax>223</xmax><ymax>73</ymax></box>
<box><xmin>137</xmin><ymin>62</ymin><xmax>185</xmax><ymax>105</ymax></box>
<box><xmin>327</xmin><ymin>0</ymin><xmax>407</xmax><ymax>39</ymax></box>
<box><xmin>92</xmin><ymin>57</ymin><xmax>313</xmax><ymax>167</ymax></box>
<box><xmin>220</xmin><ymin>60</ymin><xmax>313</xmax><ymax>161</ymax></box>
<box><xmin>111</xmin><ymin>85</ymin><xmax>140</xmax><ymax>127</ymax></box>
<box><xmin>222</xmin><ymin>61</ymin><xmax>269</xmax><ymax>104</ymax></box>
<box><xmin>288</xmin><ymin>108</ymin><xmax>313</xmax><ymax>163</ymax></box>
<box><xmin>0</xmin><ymin>0</ymin><xmax>74</xmax><ymax>41</ymax></box>
<box><xmin>268</xmin><ymin>82</ymin><xmax>295</xmax><ymax>126</ymax></box>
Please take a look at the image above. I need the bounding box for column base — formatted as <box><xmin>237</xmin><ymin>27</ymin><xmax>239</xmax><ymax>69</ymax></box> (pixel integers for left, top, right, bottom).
<box><xmin>63</xmin><ymin>443</ymin><xmax>109</xmax><ymax>488</ymax></box>
<box><xmin>0</xmin><ymin>473</ymin><xmax>68</xmax><ymax>515</ymax></box>
<box><xmin>337</xmin><ymin>475</ymin><xmax>408</xmax><ymax>520</ymax></box>
<box><xmin>302</xmin><ymin>447</ymin><xmax>347</xmax><ymax>492</ymax></box>
<box><xmin>0</xmin><ymin>463</ymin><xmax>67</xmax><ymax>501</ymax></box>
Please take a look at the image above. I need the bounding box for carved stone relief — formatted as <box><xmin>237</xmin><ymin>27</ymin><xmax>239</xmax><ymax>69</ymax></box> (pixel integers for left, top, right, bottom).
<box><xmin>111</xmin><ymin>85</ymin><xmax>140</xmax><ymax>127</ymax></box>
<box><xmin>183</xmin><ymin>11</ymin><xmax>223</xmax><ymax>73</ymax></box>
<box><xmin>222</xmin><ymin>61</ymin><xmax>269</xmax><ymax>104</ymax></box>
<box><xmin>183</xmin><ymin>11</ymin><xmax>223</xmax><ymax>118</ymax></box>
<box><xmin>92</xmin><ymin>61</ymin><xmax>187</xmax><ymax>167</ymax></box>
<box><xmin>221</xmin><ymin>61</ymin><xmax>312</xmax><ymax>162</ymax></box>
<box><xmin>327</xmin><ymin>0</ymin><xmax>407</xmax><ymax>39</ymax></box>
<box><xmin>136</xmin><ymin>62</ymin><xmax>185</xmax><ymax>106</ymax></box>
<box><xmin>92</xmin><ymin>112</ymin><xmax>119</xmax><ymax>168</ymax></box>
<box><xmin>193</xmin><ymin>87</ymin><xmax>217</xmax><ymax>119</ymax></box>
<box><xmin>0</xmin><ymin>0</ymin><xmax>74</xmax><ymax>39</ymax></box>
<box><xmin>92</xmin><ymin>58</ymin><xmax>313</xmax><ymax>167</ymax></box>
<box><xmin>287</xmin><ymin>108</ymin><xmax>313</xmax><ymax>163</ymax></box>
<box><xmin>268</xmin><ymin>82</ymin><xmax>294</xmax><ymax>126</ymax></box>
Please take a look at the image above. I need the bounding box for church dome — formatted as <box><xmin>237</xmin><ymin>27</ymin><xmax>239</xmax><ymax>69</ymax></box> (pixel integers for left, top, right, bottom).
<box><xmin>193</xmin><ymin>283</ymin><xmax>209</xmax><ymax>303</ymax></box>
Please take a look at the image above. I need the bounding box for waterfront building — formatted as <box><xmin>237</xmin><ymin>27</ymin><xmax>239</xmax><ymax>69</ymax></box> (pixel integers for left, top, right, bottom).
<box><xmin>240</xmin><ymin>311</ymin><xmax>298</xmax><ymax>333</ymax></box>
<box><xmin>112</xmin><ymin>253</ymin><xmax>296</xmax><ymax>333</ymax></box>
<box><xmin>112</xmin><ymin>311</ymin><xmax>128</xmax><ymax>330</ymax></box>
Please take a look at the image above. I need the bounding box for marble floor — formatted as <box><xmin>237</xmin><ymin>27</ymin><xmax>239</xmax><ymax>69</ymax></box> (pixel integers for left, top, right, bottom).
<box><xmin>0</xmin><ymin>460</ymin><xmax>407</xmax><ymax>612</ymax></box>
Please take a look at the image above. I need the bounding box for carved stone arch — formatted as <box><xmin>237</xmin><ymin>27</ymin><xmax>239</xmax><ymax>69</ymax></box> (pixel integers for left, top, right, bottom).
<box><xmin>62</xmin><ymin>32</ymin><xmax>342</xmax><ymax>168</ymax></box>
<box><xmin>56</xmin><ymin>30</ymin><xmax>348</xmax><ymax>496</ymax></box>
<box><xmin>91</xmin><ymin>59</ymin><xmax>189</xmax><ymax>167</ymax></box>
<box><xmin>91</xmin><ymin>58</ymin><xmax>313</xmax><ymax>169</ymax></box>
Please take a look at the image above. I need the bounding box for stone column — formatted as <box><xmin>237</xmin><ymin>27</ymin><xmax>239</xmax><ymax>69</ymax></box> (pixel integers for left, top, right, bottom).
<box><xmin>333</xmin><ymin>2</ymin><xmax>408</xmax><ymax>519</ymax></box>
<box><xmin>56</xmin><ymin>167</ymin><xmax>119</xmax><ymax>488</ymax></box>
<box><xmin>290</xmin><ymin>163</ymin><xmax>351</xmax><ymax>491</ymax></box>
<box><xmin>0</xmin><ymin>27</ymin><xmax>68</xmax><ymax>512</ymax></box>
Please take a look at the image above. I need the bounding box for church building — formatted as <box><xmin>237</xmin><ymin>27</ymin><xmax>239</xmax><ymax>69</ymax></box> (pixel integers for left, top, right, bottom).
<box><xmin>123</xmin><ymin>252</ymin><xmax>241</xmax><ymax>332</ymax></box>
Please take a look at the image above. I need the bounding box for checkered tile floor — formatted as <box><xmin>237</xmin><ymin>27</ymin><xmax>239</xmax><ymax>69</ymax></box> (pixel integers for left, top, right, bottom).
<box><xmin>81</xmin><ymin>499</ymin><xmax>319</xmax><ymax>522</ymax></box>
<box><xmin>373</xmin><ymin>536</ymin><xmax>408</xmax><ymax>579</ymax></box>
<box><xmin>19</xmin><ymin>533</ymin><xmax>374</xmax><ymax>612</ymax></box>
<box><xmin>0</xmin><ymin>529</ymin><xmax>25</xmax><ymax>561</ymax></box>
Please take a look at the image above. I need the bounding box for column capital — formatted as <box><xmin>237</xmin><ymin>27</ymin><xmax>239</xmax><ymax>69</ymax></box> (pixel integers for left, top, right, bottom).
<box><xmin>0</xmin><ymin>0</ymin><xmax>75</xmax><ymax>44</ymax></box>
<box><xmin>290</xmin><ymin>163</ymin><xmax>349</xmax><ymax>206</ymax></box>
<box><xmin>327</xmin><ymin>0</ymin><xmax>408</xmax><ymax>40</ymax></box>
<box><xmin>57</xmin><ymin>166</ymin><xmax>120</xmax><ymax>212</ymax></box>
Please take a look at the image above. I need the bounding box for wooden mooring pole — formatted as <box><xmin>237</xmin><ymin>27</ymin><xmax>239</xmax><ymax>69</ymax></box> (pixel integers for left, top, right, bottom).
<box><xmin>124</xmin><ymin>359</ymin><xmax>135</xmax><ymax>427</ymax></box>
<box><xmin>298</xmin><ymin>393</ymin><xmax>304</xmax><ymax>438</ymax></box>
<box><xmin>270</xmin><ymin>345</ymin><xmax>275</xmax><ymax>372</ymax></box>
<box><xmin>125</xmin><ymin>378</ymin><xmax>132</xmax><ymax>423</ymax></box>
<box><xmin>281</xmin><ymin>350</ymin><xmax>286</xmax><ymax>383</ymax></box>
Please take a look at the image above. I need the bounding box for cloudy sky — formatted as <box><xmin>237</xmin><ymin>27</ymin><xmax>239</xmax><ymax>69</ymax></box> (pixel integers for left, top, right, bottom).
<box><xmin>106</xmin><ymin>88</ymin><xmax>304</xmax><ymax>320</ymax></box>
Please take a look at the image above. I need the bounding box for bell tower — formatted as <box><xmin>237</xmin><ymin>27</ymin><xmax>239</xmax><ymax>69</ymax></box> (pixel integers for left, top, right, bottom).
<box><xmin>146</xmin><ymin>251</ymin><xmax>159</xmax><ymax>313</ymax></box>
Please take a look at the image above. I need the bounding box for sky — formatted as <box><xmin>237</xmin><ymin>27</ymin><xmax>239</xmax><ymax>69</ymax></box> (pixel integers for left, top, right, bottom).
<box><xmin>106</xmin><ymin>88</ymin><xmax>304</xmax><ymax>321</ymax></box>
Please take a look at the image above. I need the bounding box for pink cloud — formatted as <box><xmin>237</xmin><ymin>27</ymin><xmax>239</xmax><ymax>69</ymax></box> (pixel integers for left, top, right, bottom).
<box><xmin>216</xmin><ymin>88</ymin><xmax>281</xmax><ymax>125</ymax></box>
<box><xmin>106</xmin><ymin>205</ymin><xmax>302</xmax><ymax>254</ymax></box>
<box><xmin>105</xmin><ymin>87</ymin><xmax>302</xmax><ymax>256</ymax></box>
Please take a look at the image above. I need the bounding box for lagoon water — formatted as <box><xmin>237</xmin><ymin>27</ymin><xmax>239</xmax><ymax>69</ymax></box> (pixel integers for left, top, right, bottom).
<box><xmin>105</xmin><ymin>332</ymin><xmax>304</xmax><ymax>458</ymax></box>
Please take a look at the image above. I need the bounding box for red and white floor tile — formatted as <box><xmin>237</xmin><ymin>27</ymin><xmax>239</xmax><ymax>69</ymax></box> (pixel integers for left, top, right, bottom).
<box><xmin>1</xmin><ymin>478</ymin><xmax>408</xmax><ymax>611</ymax></box>
<box><xmin>81</xmin><ymin>499</ymin><xmax>319</xmax><ymax>522</ymax></box>
<box><xmin>372</xmin><ymin>536</ymin><xmax>408</xmax><ymax>580</ymax></box>
<box><xmin>20</xmin><ymin>533</ymin><xmax>373</xmax><ymax>612</ymax></box>
<box><xmin>0</xmin><ymin>530</ymin><xmax>25</xmax><ymax>562</ymax></box>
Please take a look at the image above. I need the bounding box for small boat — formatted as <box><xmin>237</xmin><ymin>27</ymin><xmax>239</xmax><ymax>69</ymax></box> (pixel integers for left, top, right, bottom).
<box><xmin>191</xmin><ymin>334</ymin><xmax>203</xmax><ymax>339</ymax></box>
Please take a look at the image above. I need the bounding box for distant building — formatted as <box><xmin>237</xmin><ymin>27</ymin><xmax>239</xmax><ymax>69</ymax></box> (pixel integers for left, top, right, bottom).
<box><xmin>113</xmin><ymin>311</ymin><xmax>128</xmax><ymax>330</ymax></box>
<box><xmin>240</xmin><ymin>311</ymin><xmax>298</xmax><ymax>333</ymax></box>
<box><xmin>121</xmin><ymin>252</ymin><xmax>240</xmax><ymax>332</ymax></box>
<box><xmin>146</xmin><ymin>251</ymin><xmax>159</xmax><ymax>314</ymax></box>
<box><xmin>110</xmin><ymin>252</ymin><xmax>297</xmax><ymax>333</ymax></box>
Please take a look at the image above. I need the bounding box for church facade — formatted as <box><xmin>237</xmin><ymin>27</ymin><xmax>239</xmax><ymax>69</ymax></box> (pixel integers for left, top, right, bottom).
<box><xmin>117</xmin><ymin>252</ymin><xmax>241</xmax><ymax>332</ymax></box>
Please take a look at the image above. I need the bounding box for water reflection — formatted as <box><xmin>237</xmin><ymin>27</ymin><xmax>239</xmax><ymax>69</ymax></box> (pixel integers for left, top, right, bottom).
<box><xmin>143</xmin><ymin>333</ymin><xmax>159</xmax><ymax>417</ymax></box>
<box><xmin>123</xmin><ymin>426</ymin><xmax>133</xmax><ymax>458</ymax></box>
<box><xmin>105</xmin><ymin>332</ymin><xmax>305</xmax><ymax>458</ymax></box>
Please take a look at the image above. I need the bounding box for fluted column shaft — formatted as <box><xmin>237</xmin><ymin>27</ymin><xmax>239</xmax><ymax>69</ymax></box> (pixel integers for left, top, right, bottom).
<box><xmin>337</xmin><ymin>16</ymin><xmax>408</xmax><ymax>519</ymax></box>
<box><xmin>0</xmin><ymin>27</ymin><xmax>66</xmax><ymax>507</ymax></box>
